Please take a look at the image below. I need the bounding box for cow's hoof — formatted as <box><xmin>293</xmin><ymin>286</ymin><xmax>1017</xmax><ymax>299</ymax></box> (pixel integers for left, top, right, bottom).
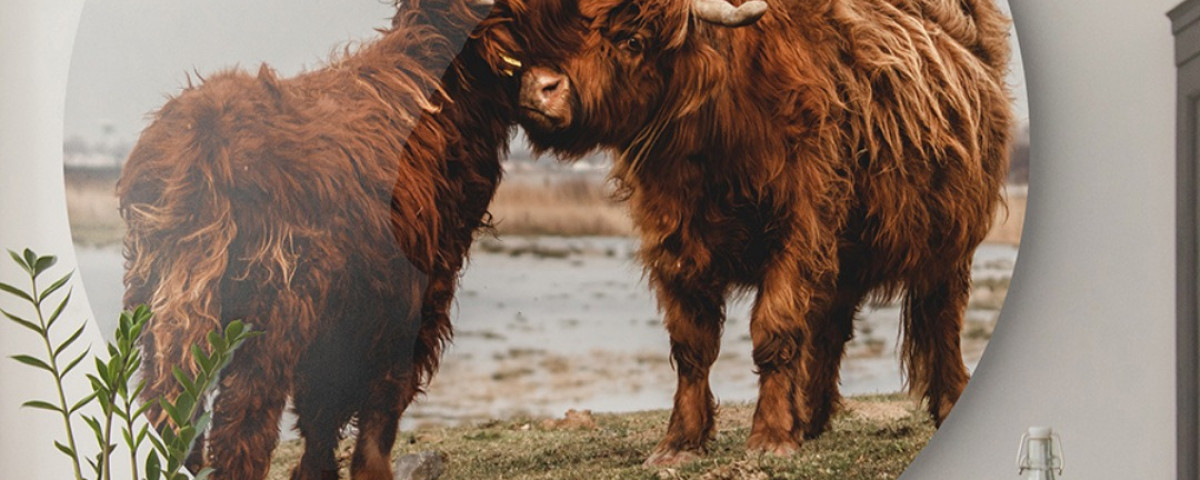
<box><xmin>746</xmin><ymin>433</ymin><xmax>801</xmax><ymax>457</ymax></box>
<box><xmin>643</xmin><ymin>447</ymin><xmax>701</xmax><ymax>467</ymax></box>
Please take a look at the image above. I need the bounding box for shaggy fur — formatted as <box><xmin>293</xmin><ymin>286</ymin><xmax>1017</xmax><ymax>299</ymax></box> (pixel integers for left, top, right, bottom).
<box><xmin>117</xmin><ymin>2</ymin><xmax>521</xmax><ymax>478</ymax></box>
<box><xmin>501</xmin><ymin>0</ymin><xmax>1013</xmax><ymax>463</ymax></box>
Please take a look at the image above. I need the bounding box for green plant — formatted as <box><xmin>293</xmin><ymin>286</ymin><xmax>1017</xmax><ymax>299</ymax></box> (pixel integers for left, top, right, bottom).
<box><xmin>1</xmin><ymin>249</ymin><xmax>91</xmax><ymax>480</ymax></box>
<box><xmin>84</xmin><ymin>305</ymin><xmax>153</xmax><ymax>480</ymax></box>
<box><xmin>2</xmin><ymin>249</ymin><xmax>259</xmax><ymax>480</ymax></box>
<box><xmin>147</xmin><ymin>318</ymin><xmax>259</xmax><ymax>480</ymax></box>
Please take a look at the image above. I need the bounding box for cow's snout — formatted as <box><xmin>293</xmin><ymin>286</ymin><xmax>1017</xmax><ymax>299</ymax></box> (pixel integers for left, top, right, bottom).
<box><xmin>519</xmin><ymin>66</ymin><xmax>573</xmax><ymax>131</ymax></box>
<box><xmin>532</xmin><ymin>70</ymin><xmax>567</xmax><ymax>105</ymax></box>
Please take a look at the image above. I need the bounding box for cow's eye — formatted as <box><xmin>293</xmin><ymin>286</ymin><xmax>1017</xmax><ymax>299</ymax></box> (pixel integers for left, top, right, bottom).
<box><xmin>619</xmin><ymin>36</ymin><xmax>644</xmax><ymax>54</ymax></box>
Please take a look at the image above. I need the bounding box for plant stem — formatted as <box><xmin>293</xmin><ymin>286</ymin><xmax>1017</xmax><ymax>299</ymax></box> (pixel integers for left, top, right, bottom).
<box><xmin>124</xmin><ymin>396</ymin><xmax>139</xmax><ymax>480</ymax></box>
<box><xmin>32</xmin><ymin>274</ymin><xmax>85</xmax><ymax>480</ymax></box>
<box><xmin>101</xmin><ymin>403</ymin><xmax>114</xmax><ymax>480</ymax></box>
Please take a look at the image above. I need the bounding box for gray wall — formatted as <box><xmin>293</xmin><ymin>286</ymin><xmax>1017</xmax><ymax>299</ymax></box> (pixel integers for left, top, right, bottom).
<box><xmin>0</xmin><ymin>0</ymin><xmax>1183</xmax><ymax>478</ymax></box>
<box><xmin>902</xmin><ymin>0</ymin><xmax>1179</xmax><ymax>478</ymax></box>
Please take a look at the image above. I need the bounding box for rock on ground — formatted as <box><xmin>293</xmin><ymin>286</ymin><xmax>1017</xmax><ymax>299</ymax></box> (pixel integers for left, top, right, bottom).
<box><xmin>393</xmin><ymin>451</ymin><xmax>446</xmax><ymax>480</ymax></box>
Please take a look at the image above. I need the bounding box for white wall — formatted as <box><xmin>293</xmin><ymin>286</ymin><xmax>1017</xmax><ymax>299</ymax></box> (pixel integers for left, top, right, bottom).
<box><xmin>0</xmin><ymin>2</ymin><xmax>112</xmax><ymax>479</ymax></box>
<box><xmin>902</xmin><ymin>0</ymin><xmax>1180</xmax><ymax>478</ymax></box>
<box><xmin>0</xmin><ymin>0</ymin><xmax>1182</xmax><ymax>478</ymax></box>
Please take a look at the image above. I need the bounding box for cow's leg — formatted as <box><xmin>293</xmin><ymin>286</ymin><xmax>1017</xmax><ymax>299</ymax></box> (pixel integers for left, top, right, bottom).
<box><xmin>747</xmin><ymin>243</ymin><xmax>833</xmax><ymax>456</ymax></box>
<box><xmin>802</xmin><ymin>281</ymin><xmax>865</xmax><ymax>439</ymax></box>
<box><xmin>902</xmin><ymin>258</ymin><xmax>972</xmax><ymax>426</ymax></box>
<box><xmin>205</xmin><ymin>289</ymin><xmax>313</xmax><ymax>480</ymax></box>
<box><xmin>290</xmin><ymin>352</ymin><xmax>359</xmax><ymax>480</ymax></box>
<box><xmin>384</xmin><ymin>264</ymin><xmax>455</xmax><ymax>420</ymax></box>
<box><xmin>290</xmin><ymin>393</ymin><xmax>351</xmax><ymax>480</ymax></box>
<box><xmin>349</xmin><ymin>365</ymin><xmax>413</xmax><ymax>480</ymax></box>
<box><xmin>204</xmin><ymin>343</ymin><xmax>292</xmax><ymax>480</ymax></box>
<box><xmin>644</xmin><ymin>275</ymin><xmax>727</xmax><ymax>466</ymax></box>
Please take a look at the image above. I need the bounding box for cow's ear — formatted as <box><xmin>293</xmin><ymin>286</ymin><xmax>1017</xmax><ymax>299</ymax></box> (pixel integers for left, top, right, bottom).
<box><xmin>471</xmin><ymin>0</ymin><xmax>524</xmax><ymax>77</ymax></box>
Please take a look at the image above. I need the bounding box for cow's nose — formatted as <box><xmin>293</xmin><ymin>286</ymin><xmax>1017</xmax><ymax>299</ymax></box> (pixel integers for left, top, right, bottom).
<box><xmin>537</xmin><ymin>75</ymin><xmax>565</xmax><ymax>104</ymax></box>
<box><xmin>525</xmin><ymin>67</ymin><xmax>569</xmax><ymax>109</ymax></box>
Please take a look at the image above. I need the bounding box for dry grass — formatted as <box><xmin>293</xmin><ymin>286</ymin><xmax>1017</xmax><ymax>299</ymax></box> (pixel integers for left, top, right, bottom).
<box><xmin>64</xmin><ymin>169</ymin><xmax>124</xmax><ymax>246</ymax></box>
<box><xmin>63</xmin><ymin>167</ymin><xmax>1025</xmax><ymax>245</ymax></box>
<box><xmin>268</xmin><ymin>394</ymin><xmax>934</xmax><ymax>480</ymax></box>
<box><xmin>988</xmin><ymin>187</ymin><xmax>1027</xmax><ymax>245</ymax></box>
<box><xmin>488</xmin><ymin>172</ymin><xmax>633</xmax><ymax>237</ymax></box>
<box><xmin>489</xmin><ymin>171</ymin><xmax>1027</xmax><ymax>245</ymax></box>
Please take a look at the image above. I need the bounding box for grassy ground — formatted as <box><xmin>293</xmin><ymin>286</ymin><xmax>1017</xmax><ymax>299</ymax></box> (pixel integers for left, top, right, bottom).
<box><xmin>268</xmin><ymin>394</ymin><xmax>934</xmax><ymax>480</ymax></box>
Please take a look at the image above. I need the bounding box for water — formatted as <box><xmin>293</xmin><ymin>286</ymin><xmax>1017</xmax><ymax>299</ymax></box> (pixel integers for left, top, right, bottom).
<box><xmin>73</xmin><ymin>237</ymin><xmax>1014</xmax><ymax>429</ymax></box>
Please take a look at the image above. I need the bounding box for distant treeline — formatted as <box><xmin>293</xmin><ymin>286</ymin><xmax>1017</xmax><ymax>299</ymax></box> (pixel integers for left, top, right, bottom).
<box><xmin>63</xmin><ymin>123</ymin><xmax>1032</xmax><ymax>184</ymax></box>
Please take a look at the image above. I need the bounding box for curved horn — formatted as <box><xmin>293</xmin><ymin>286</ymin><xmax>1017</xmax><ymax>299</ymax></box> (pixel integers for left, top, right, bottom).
<box><xmin>471</xmin><ymin>0</ymin><xmax>496</xmax><ymax>7</ymax></box>
<box><xmin>692</xmin><ymin>0</ymin><xmax>767</xmax><ymax>27</ymax></box>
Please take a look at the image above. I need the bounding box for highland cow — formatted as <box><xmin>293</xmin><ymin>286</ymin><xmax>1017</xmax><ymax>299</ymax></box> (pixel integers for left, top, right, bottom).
<box><xmin>116</xmin><ymin>1</ymin><xmax>523</xmax><ymax>478</ymax></box>
<box><xmin>503</xmin><ymin>0</ymin><xmax>1013</xmax><ymax>464</ymax></box>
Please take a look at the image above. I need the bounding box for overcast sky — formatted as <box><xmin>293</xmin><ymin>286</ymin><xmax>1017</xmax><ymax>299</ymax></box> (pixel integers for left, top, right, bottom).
<box><xmin>64</xmin><ymin>0</ymin><xmax>1028</xmax><ymax>144</ymax></box>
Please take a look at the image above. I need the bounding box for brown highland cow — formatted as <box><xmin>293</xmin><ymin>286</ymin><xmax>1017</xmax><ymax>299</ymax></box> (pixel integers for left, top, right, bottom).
<box><xmin>116</xmin><ymin>1</ymin><xmax>522</xmax><ymax>478</ymax></box>
<box><xmin>502</xmin><ymin>0</ymin><xmax>1013</xmax><ymax>464</ymax></box>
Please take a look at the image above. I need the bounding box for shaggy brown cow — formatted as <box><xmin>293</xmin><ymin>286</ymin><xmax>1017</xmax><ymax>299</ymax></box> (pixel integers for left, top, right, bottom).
<box><xmin>117</xmin><ymin>1</ymin><xmax>523</xmax><ymax>478</ymax></box>
<box><xmin>502</xmin><ymin>0</ymin><xmax>1013</xmax><ymax>464</ymax></box>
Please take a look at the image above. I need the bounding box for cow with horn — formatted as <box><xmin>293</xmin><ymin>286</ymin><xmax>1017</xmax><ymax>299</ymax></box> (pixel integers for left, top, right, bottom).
<box><xmin>500</xmin><ymin>0</ymin><xmax>1014</xmax><ymax>464</ymax></box>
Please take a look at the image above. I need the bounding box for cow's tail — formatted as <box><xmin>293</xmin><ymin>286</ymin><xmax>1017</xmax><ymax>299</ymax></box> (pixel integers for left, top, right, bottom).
<box><xmin>117</xmin><ymin>97</ymin><xmax>238</xmax><ymax>427</ymax></box>
<box><xmin>923</xmin><ymin>0</ymin><xmax>1013</xmax><ymax>73</ymax></box>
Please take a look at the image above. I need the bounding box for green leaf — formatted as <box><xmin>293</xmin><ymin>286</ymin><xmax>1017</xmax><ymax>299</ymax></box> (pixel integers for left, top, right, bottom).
<box><xmin>172</xmin><ymin>397</ymin><xmax>194</xmax><ymax>425</ymax></box>
<box><xmin>32</xmin><ymin>254</ymin><xmax>56</xmax><ymax>276</ymax></box>
<box><xmin>83</xmin><ymin>415</ymin><xmax>103</xmax><ymax>439</ymax></box>
<box><xmin>45</xmin><ymin>290</ymin><xmax>72</xmax><ymax>328</ymax></box>
<box><xmin>92</xmin><ymin>392</ymin><xmax>111</xmax><ymax>414</ymax></box>
<box><xmin>191</xmin><ymin>344</ymin><xmax>214</xmax><ymax>373</ymax></box>
<box><xmin>133</xmin><ymin>305</ymin><xmax>152</xmax><ymax>323</ymax></box>
<box><xmin>127</xmin><ymin>355</ymin><xmax>143</xmax><ymax>375</ymax></box>
<box><xmin>22</xmin><ymin>400</ymin><xmax>63</xmax><ymax>413</ymax></box>
<box><xmin>8</xmin><ymin>249</ymin><xmax>29</xmax><ymax>272</ymax></box>
<box><xmin>134</xmin><ymin>400</ymin><xmax>156</xmax><ymax>419</ymax></box>
<box><xmin>205</xmin><ymin>330</ymin><xmax>226</xmax><ymax>353</ymax></box>
<box><xmin>107</xmin><ymin>355</ymin><xmax>122</xmax><ymax>383</ymax></box>
<box><xmin>0</xmin><ymin>308</ymin><xmax>42</xmax><ymax>334</ymax></box>
<box><xmin>22</xmin><ymin>249</ymin><xmax>38</xmax><ymax>273</ymax></box>
<box><xmin>93</xmin><ymin>358</ymin><xmax>111</xmax><ymax>383</ymax></box>
<box><xmin>0</xmin><ymin>282</ymin><xmax>33</xmax><ymax>304</ymax></box>
<box><xmin>146</xmin><ymin>450</ymin><xmax>162</xmax><ymax>480</ymax></box>
<box><xmin>193</xmin><ymin>412</ymin><xmax>211</xmax><ymax>433</ymax></box>
<box><xmin>36</xmin><ymin>270</ymin><xmax>69</xmax><ymax>303</ymax></box>
<box><xmin>54</xmin><ymin>440</ymin><xmax>74</xmax><ymax>457</ymax></box>
<box><xmin>87</xmin><ymin>373</ymin><xmax>104</xmax><ymax>391</ymax></box>
<box><xmin>225</xmin><ymin>321</ymin><xmax>244</xmax><ymax>339</ymax></box>
<box><xmin>162</xmin><ymin>400</ymin><xmax>183</xmax><ymax>427</ymax></box>
<box><xmin>193</xmin><ymin>467</ymin><xmax>215</xmax><ymax>480</ymax></box>
<box><xmin>53</xmin><ymin>323</ymin><xmax>87</xmax><ymax>359</ymax></box>
<box><xmin>172</xmin><ymin>367</ymin><xmax>196</xmax><ymax>395</ymax></box>
<box><xmin>61</xmin><ymin>347</ymin><xmax>90</xmax><ymax>376</ymax></box>
<box><xmin>135</xmin><ymin>423</ymin><xmax>149</xmax><ymax>447</ymax></box>
<box><xmin>11</xmin><ymin>354</ymin><xmax>53</xmax><ymax>373</ymax></box>
<box><xmin>70</xmin><ymin>392</ymin><xmax>98</xmax><ymax>414</ymax></box>
<box><xmin>147</xmin><ymin>431</ymin><xmax>167</xmax><ymax>455</ymax></box>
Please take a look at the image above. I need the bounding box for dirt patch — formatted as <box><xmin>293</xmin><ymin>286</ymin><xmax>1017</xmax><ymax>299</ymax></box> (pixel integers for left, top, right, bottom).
<box><xmin>540</xmin><ymin>409</ymin><xmax>599</xmax><ymax>430</ymax></box>
<box><xmin>844</xmin><ymin>399</ymin><xmax>915</xmax><ymax>423</ymax></box>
